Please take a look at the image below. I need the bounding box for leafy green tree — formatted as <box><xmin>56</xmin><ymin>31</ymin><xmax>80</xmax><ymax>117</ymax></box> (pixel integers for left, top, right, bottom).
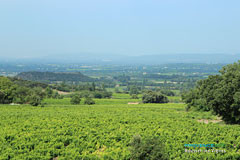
<box><xmin>13</xmin><ymin>86</ymin><xmax>30</xmax><ymax>104</ymax></box>
<box><xmin>129</xmin><ymin>135</ymin><xmax>168</xmax><ymax>160</ymax></box>
<box><xmin>0</xmin><ymin>77</ymin><xmax>18</xmax><ymax>104</ymax></box>
<box><xmin>0</xmin><ymin>91</ymin><xmax>5</xmax><ymax>104</ymax></box>
<box><xmin>91</xmin><ymin>82</ymin><xmax>96</xmax><ymax>91</ymax></box>
<box><xmin>101</xmin><ymin>83</ymin><xmax>106</xmax><ymax>91</ymax></box>
<box><xmin>52</xmin><ymin>91</ymin><xmax>60</xmax><ymax>99</ymax></box>
<box><xmin>45</xmin><ymin>87</ymin><xmax>53</xmax><ymax>98</ymax></box>
<box><xmin>183</xmin><ymin>61</ymin><xmax>240</xmax><ymax>124</ymax></box>
<box><xmin>142</xmin><ymin>91</ymin><xmax>168</xmax><ymax>103</ymax></box>
<box><xmin>94</xmin><ymin>91</ymin><xmax>103</xmax><ymax>99</ymax></box>
<box><xmin>27</xmin><ymin>94</ymin><xmax>42</xmax><ymax>106</ymax></box>
<box><xmin>130</xmin><ymin>85</ymin><xmax>139</xmax><ymax>95</ymax></box>
<box><xmin>31</xmin><ymin>87</ymin><xmax>46</xmax><ymax>99</ymax></box>
<box><xmin>70</xmin><ymin>94</ymin><xmax>81</xmax><ymax>105</ymax></box>
<box><xmin>84</xmin><ymin>98</ymin><xmax>95</xmax><ymax>105</ymax></box>
<box><xmin>160</xmin><ymin>90</ymin><xmax>175</xmax><ymax>96</ymax></box>
<box><xmin>131</xmin><ymin>94</ymin><xmax>139</xmax><ymax>99</ymax></box>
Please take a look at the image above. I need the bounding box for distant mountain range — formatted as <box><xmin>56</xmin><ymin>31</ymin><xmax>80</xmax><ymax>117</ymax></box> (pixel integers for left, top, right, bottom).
<box><xmin>1</xmin><ymin>53</ymin><xmax>240</xmax><ymax>65</ymax></box>
<box><xmin>16</xmin><ymin>71</ymin><xmax>95</xmax><ymax>83</ymax></box>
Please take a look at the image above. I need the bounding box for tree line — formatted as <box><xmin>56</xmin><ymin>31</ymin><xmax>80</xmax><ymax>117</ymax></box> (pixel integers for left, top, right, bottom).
<box><xmin>182</xmin><ymin>61</ymin><xmax>240</xmax><ymax>124</ymax></box>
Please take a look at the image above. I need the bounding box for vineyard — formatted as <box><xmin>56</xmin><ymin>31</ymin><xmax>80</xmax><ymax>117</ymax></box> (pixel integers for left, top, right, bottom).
<box><xmin>0</xmin><ymin>99</ymin><xmax>240</xmax><ymax>160</ymax></box>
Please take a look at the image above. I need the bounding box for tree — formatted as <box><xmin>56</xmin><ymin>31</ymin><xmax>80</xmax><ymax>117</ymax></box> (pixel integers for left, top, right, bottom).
<box><xmin>142</xmin><ymin>91</ymin><xmax>169</xmax><ymax>103</ymax></box>
<box><xmin>0</xmin><ymin>77</ymin><xmax>18</xmax><ymax>104</ymax></box>
<box><xmin>84</xmin><ymin>97</ymin><xmax>95</xmax><ymax>105</ymax></box>
<box><xmin>13</xmin><ymin>86</ymin><xmax>30</xmax><ymax>104</ymax></box>
<box><xmin>131</xmin><ymin>94</ymin><xmax>139</xmax><ymax>99</ymax></box>
<box><xmin>130</xmin><ymin>85</ymin><xmax>139</xmax><ymax>95</ymax></box>
<box><xmin>183</xmin><ymin>61</ymin><xmax>240</xmax><ymax>124</ymax></box>
<box><xmin>0</xmin><ymin>91</ymin><xmax>5</xmax><ymax>104</ymax></box>
<box><xmin>45</xmin><ymin>87</ymin><xmax>53</xmax><ymax>98</ymax></box>
<box><xmin>94</xmin><ymin>91</ymin><xmax>103</xmax><ymax>99</ymax></box>
<box><xmin>27</xmin><ymin>94</ymin><xmax>42</xmax><ymax>106</ymax></box>
<box><xmin>70</xmin><ymin>94</ymin><xmax>81</xmax><ymax>105</ymax></box>
<box><xmin>160</xmin><ymin>90</ymin><xmax>175</xmax><ymax>96</ymax></box>
<box><xmin>91</xmin><ymin>82</ymin><xmax>96</xmax><ymax>91</ymax></box>
<box><xmin>129</xmin><ymin>135</ymin><xmax>168</xmax><ymax>160</ymax></box>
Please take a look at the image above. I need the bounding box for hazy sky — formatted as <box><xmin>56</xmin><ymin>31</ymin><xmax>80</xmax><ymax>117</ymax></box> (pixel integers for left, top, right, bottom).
<box><xmin>0</xmin><ymin>0</ymin><xmax>239</xmax><ymax>58</ymax></box>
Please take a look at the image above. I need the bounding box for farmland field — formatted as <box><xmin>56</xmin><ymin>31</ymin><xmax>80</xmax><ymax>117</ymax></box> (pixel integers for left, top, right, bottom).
<box><xmin>0</xmin><ymin>100</ymin><xmax>240</xmax><ymax>159</ymax></box>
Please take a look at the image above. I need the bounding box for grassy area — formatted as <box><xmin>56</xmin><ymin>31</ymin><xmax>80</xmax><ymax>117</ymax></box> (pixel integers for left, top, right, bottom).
<box><xmin>43</xmin><ymin>98</ymin><xmax>141</xmax><ymax>105</ymax></box>
<box><xmin>0</xmin><ymin>102</ymin><xmax>239</xmax><ymax>159</ymax></box>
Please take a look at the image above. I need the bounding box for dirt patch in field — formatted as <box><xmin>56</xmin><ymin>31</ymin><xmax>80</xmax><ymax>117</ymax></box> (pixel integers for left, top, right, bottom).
<box><xmin>197</xmin><ymin>119</ymin><xmax>222</xmax><ymax>124</ymax></box>
<box><xmin>54</xmin><ymin>90</ymin><xmax>72</xmax><ymax>95</ymax></box>
<box><xmin>128</xmin><ymin>102</ymin><xmax>140</xmax><ymax>105</ymax></box>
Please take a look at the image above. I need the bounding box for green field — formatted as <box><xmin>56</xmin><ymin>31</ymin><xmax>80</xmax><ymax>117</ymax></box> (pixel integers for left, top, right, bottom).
<box><xmin>0</xmin><ymin>101</ymin><xmax>240</xmax><ymax>159</ymax></box>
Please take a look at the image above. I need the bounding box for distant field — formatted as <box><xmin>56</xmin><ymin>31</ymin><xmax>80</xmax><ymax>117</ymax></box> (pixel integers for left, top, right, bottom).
<box><xmin>43</xmin><ymin>98</ymin><xmax>141</xmax><ymax>105</ymax></box>
<box><xmin>0</xmin><ymin>102</ymin><xmax>239</xmax><ymax>159</ymax></box>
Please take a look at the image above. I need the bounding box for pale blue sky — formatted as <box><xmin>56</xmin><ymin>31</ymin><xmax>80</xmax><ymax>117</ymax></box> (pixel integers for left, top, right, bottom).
<box><xmin>0</xmin><ymin>0</ymin><xmax>239</xmax><ymax>58</ymax></box>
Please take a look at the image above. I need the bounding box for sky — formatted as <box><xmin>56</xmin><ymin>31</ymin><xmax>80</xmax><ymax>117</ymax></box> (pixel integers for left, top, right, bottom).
<box><xmin>0</xmin><ymin>0</ymin><xmax>240</xmax><ymax>59</ymax></box>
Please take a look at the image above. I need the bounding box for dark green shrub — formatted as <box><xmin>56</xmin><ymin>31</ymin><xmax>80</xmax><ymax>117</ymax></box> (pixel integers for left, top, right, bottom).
<box><xmin>130</xmin><ymin>85</ymin><xmax>139</xmax><ymax>95</ymax></box>
<box><xmin>142</xmin><ymin>91</ymin><xmax>169</xmax><ymax>103</ymax></box>
<box><xmin>94</xmin><ymin>92</ymin><xmax>103</xmax><ymax>98</ymax></box>
<box><xmin>84</xmin><ymin>98</ymin><xmax>95</xmax><ymax>105</ymax></box>
<box><xmin>129</xmin><ymin>135</ymin><xmax>168</xmax><ymax>160</ymax></box>
<box><xmin>70</xmin><ymin>94</ymin><xmax>81</xmax><ymax>105</ymax></box>
<box><xmin>131</xmin><ymin>94</ymin><xmax>139</xmax><ymax>99</ymax></box>
<box><xmin>160</xmin><ymin>90</ymin><xmax>175</xmax><ymax>96</ymax></box>
<box><xmin>27</xmin><ymin>94</ymin><xmax>42</xmax><ymax>106</ymax></box>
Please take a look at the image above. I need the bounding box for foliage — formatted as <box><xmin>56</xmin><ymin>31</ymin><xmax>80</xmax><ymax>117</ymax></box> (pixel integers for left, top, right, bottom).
<box><xmin>0</xmin><ymin>103</ymin><xmax>239</xmax><ymax>159</ymax></box>
<box><xmin>0</xmin><ymin>76</ymin><xmax>54</xmax><ymax>105</ymax></box>
<box><xmin>130</xmin><ymin>85</ymin><xmax>139</xmax><ymax>95</ymax></box>
<box><xmin>160</xmin><ymin>90</ymin><xmax>175</xmax><ymax>96</ymax></box>
<box><xmin>0</xmin><ymin>76</ymin><xmax>18</xmax><ymax>104</ymax></box>
<box><xmin>131</xmin><ymin>94</ymin><xmax>139</xmax><ymax>99</ymax></box>
<box><xmin>26</xmin><ymin>94</ymin><xmax>42</xmax><ymax>106</ymax></box>
<box><xmin>16</xmin><ymin>71</ymin><xmax>95</xmax><ymax>83</ymax></box>
<box><xmin>70</xmin><ymin>94</ymin><xmax>81</xmax><ymax>105</ymax></box>
<box><xmin>84</xmin><ymin>97</ymin><xmax>95</xmax><ymax>105</ymax></box>
<box><xmin>142</xmin><ymin>91</ymin><xmax>169</xmax><ymax>103</ymax></box>
<box><xmin>129</xmin><ymin>135</ymin><xmax>168</xmax><ymax>160</ymax></box>
<box><xmin>182</xmin><ymin>61</ymin><xmax>240</xmax><ymax>124</ymax></box>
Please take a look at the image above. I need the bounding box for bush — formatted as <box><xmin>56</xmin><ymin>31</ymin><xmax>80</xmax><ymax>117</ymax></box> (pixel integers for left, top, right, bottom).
<box><xmin>27</xmin><ymin>94</ymin><xmax>42</xmax><ymax>106</ymax></box>
<box><xmin>70</xmin><ymin>94</ymin><xmax>81</xmax><ymax>105</ymax></box>
<box><xmin>58</xmin><ymin>95</ymin><xmax>64</xmax><ymax>99</ymax></box>
<box><xmin>94</xmin><ymin>92</ymin><xmax>103</xmax><ymax>98</ymax></box>
<box><xmin>131</xmin><ymin>94</ymin><xmax>139</xmax><ymax>99</ymax></box>
<box><xmin>142</xmin><ymin>91</ymin><xmax>169</xmax><ymax>103</ymax></box>
<box><xmin>84</xmin><ymin>98</ymin><xmax>95</xmax><ymax>105</ymax></box>
<box><xmin>129</xmin><ymin>135</ymin><xmax>168</xmax><ymax>160</ymax></box>
<box><xmin>160</xmin><ymin>90</ymin><xmax>175</xmax><ymax>96</ymax></box>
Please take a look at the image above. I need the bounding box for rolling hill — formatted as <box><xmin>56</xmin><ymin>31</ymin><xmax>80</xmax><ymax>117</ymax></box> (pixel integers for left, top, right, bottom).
<box><xmin>16</xmin><ymin>71</ymin><xmax>95</xmax><ymax>83</ymax></box>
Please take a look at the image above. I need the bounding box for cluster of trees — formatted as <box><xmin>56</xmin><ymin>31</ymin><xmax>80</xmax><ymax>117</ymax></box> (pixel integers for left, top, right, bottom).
<box><xmin>69</xmin><ymin>89</ymin><xmax>113</xmax><ymax>105</ymax></box>
<box><xmin>73</xmin><ymin>90</ymin><xmax>112</xmax><ymax>99</ymax></box>
<box><xmin>0</xmin><ymin>77</ymin><xmax>45</xmax><ymax>106</ymax></box>
<box><xmin>16</xmin><ymin>71</ymin><xmax>95</xmax><ymax>83</ymax></box>
<box><xmin>142</xmin><ymin>91</ymin><xmax>169</xmax><ymax>103</ymax></box>
<box><xmin>113</xmin><ymin>75</ymin><xmax>131</xmax><ymax>83</ymax></box>
<box><xmin>70</xmin><ymin>94</ymin><xmax>95</xmax><ymax>105</ymax></box>
<box><xmin>0</xmin><ymin>77</ymin><xmax>62</xmax><ymax>106</ymax></box>
<box><xmin>52</xmin><ymin>82</ymin><xmax>108</xmax><ymax>93</ymax></box>
<box><xmin>182</xmin><ymin>61</ymin><xmax>240</xmax><ymax>124</ymax></box>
